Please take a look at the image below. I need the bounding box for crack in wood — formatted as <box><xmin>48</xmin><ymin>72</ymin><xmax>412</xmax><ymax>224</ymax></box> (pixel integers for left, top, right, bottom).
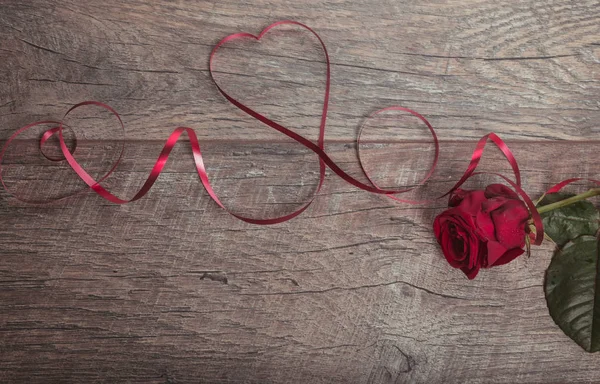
<box><xmin>240</xmin><ymin>279</ymin><xmax>469</xmax><ymax>300</ymax></box>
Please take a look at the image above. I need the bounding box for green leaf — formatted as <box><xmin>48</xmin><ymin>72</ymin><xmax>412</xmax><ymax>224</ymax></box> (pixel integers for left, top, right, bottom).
<box><xmin>545</xmin><ymin>235</ymin><xmax>600</xmax><ymax>352</ymax></box>
<box><xmin>539</xmin><ymin>193</ymin><xmax>600</xmax><ymax>246</ymax></box>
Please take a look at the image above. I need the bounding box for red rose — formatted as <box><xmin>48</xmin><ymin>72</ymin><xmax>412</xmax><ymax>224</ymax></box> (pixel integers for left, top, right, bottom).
<box><xmin>433</xmin><ymin>184</ymin><xmax>530</xmax><ymax>279</ymax></box>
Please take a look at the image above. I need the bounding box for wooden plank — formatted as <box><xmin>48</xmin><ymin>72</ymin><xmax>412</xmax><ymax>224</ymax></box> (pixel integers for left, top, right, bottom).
<box><xmin>1</xmin><ymin>140</ymin><xmax>599</xmax><ymax>383</ymax></box>
<box><xmin>1</xmin><ymin>0</ymin><xmax>599</xmax><ymax>382</ymax></box>
<box><xmin>0</xmin><ymin>0</ymin><xmax>598</xmax><ymax>141</ymax></box>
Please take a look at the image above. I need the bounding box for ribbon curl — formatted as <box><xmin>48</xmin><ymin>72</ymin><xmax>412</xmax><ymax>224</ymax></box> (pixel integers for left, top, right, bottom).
<box><xmin>4</xmin><ymin>20</ymin><xmax>591</xmax><ymax>245</ymax></box>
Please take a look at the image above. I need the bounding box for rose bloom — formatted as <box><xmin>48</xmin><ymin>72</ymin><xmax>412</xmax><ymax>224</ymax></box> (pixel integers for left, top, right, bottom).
<box><xmin>433</xmin><ymin>184</ymin><xmax>530</xmax><ymax>279</ymax></box>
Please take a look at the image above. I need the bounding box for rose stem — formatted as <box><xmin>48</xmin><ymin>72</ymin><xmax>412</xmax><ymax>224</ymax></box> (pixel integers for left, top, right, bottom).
<box><xmin>537</xmin><ymin>188</ymin><xmax>600</xmax><ymax>214</ymax></box>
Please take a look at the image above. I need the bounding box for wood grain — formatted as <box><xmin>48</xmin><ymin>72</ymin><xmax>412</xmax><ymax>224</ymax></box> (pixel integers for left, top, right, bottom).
<box><xmin>1</xmin><ymin>140</ymin><xmax>600</xmax><ymax>383</ymax></box>
<box><xmin>0</xmin><ymin>0</ymin><xmax>598</xmax><ymax>141</ymax></box>
<box><xmin>1</xmin><ymin>0</ymin><xmax>599</xmax><ymax>383</ymax></box>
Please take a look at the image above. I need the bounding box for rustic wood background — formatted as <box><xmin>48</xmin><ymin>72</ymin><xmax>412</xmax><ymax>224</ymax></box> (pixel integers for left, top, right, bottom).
<box><xmin>1</xmin><ymin>1</ymin><xmax>599</xmax><ymax>383</ymax></box>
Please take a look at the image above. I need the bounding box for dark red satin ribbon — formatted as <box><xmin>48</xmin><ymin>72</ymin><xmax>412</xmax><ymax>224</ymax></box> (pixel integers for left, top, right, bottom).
<box><xmin>4</xmin><ymin>20</ymin><xmax>589</xmax><ymax>246</ymax></box>
<box><xmin>40</xmin><ymin>125</ymin><xmax>77</xmax><ymax>162</ymax></box>
<box><xmin>547</xmin><ymin>178</ymin><xmax>600</xmax><ymax>193</ymax></box>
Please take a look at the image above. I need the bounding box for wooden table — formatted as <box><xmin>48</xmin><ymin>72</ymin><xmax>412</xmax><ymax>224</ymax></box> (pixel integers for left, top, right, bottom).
<box><xmin>1</xmin><ymin>1</ymin><xmax>599</xmax><ymax>383</ymax></box>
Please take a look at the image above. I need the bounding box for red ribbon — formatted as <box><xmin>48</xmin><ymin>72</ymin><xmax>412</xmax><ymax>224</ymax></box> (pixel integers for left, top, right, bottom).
<box><xmin>546</xmin><ymin>178</ymin><xmax>600</xmax><ymax>194</ymax></box>
<box><xmin>3</xmin><ymin>20</ymin><xmax>593</xmax><ymax>245</ymax></box>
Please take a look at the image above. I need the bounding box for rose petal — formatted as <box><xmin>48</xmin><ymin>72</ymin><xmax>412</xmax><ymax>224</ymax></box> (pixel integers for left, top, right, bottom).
<box><xmin>433</xmin><ymin>207</ymin><xmax>484</xmax><ymax>279</ymax></box>
<box><xmin>436</xmin><ymin>220</ymin><xmax>466</xmax><ymax>267</ymax></box>
<box><xmin>486</xmin><ymin>240</ymin><xmax>510</xmax><ymax>267</ymax></box>
<box><xmin>439</xmin><ymin>229</ymin><xmax>460</xmax><ymax>266</ymax></box>
<box><xmin>493</xmin><ymin>247</ymin><xmax>525</xmax><ymax>267</ymax></box>
<box><xmin>457</xmin><ymin>190</ymin><xmax>487</xmax><ymax>216</ymax></box>
<box><xmin>445</xmin><ymin>228</ymin><xmax>466</xmax><ymax>265</ymax></box>
<box><xmin>475</xmin><ymin>208</ymin><xmax>496</xmax><ymax>241</ymax></box>
<box><xmin>461</xmin><ymin>263</ymin><xmax>481</xmax><ymax>279</ymax></box>
<box><xmin>490</xmin><ymin>199</ymin><xmax>529</xmax><ymax>248</ymax></box>
<box><xmin>485</xmin><ymin>184</ymin><xmax>519</xmax><ymax>200</ymax></box>
<box><xmin>469</xmin><ymin>240</ymin><xmax>480</xmax><ymax>269</ymax></box>
<box><xmin>433</xmin><ymin>214</ymin><xmax>444</xmax><ymax>239</ymax></box>
<box><xmin>481</xmin><ymin>196</ymin><xmax>509</xmax><ymax>213</ymax></box>
<box><xmin>452</xmin><ymin>232</ymin><xmax>467</xmax><ymax>259</ymax></box>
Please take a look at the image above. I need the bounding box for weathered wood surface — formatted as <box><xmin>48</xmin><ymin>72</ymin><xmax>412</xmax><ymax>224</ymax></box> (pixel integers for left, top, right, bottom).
<box><xmin>1</xmin><ymin>0</ymin><xmax>599</xmax><ymax>141</ymax></box>
<box><xmin>1</xmin><ymin>1</ymin><xmax>599</xmax><ymax>383</ymax></box>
